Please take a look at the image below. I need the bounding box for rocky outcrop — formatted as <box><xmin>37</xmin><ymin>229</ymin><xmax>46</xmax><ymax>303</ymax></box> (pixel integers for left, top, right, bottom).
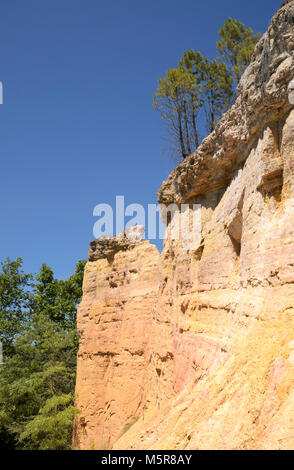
<box><xmin>88</xmin><ymin>226</ymin><xmax>145</xmax><ymax>262</ymax></box>
<box><xmin>74</xmin><ymin>2</ymin><xmax>294</xmax><ymax>450</ymax></box>
<box><xmin>157</xmin><ymin>3</ymin><xmax>294</xmax><ymax>204</ymax></box>
<box><xmin>73</xmin><ymin>237</ymin><xmax>160</xmax><ymax>450</ymax></box>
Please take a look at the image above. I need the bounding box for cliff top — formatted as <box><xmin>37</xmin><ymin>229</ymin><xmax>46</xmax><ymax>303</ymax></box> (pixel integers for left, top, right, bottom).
<box><xmin>88</xmin><ymin>225</ymin><xmax>145</xmax><ymax>261</ymax></box>
<box><xmin>157</xmin><ymin>1</ymin><xmax>294</xmax><ymax>205</ymax></box>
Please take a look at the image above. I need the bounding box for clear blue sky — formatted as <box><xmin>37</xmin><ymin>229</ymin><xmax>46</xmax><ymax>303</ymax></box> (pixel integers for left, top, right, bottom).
<box><xmin>0</xmin><ymin>0</ymin><xmax>279</xmax><ymax>279</ymax></box>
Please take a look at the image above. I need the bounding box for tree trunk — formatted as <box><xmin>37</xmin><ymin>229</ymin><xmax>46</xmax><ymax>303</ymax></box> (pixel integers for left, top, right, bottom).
<box><xmin>210</xmin><ymin>91</ymin><xmax>214</xmax><ymax>133</ymax></box>
<box><xmin>177</xmin><ymin>109</ymin><xmax>186</xmax><ymax>159</ymax></box>
<box><xmin>191</xmin><ymin>108</ymin><xmax>199</xmax><ymax>148</ymax></box>
<box><xmin>183</xmin><ymin>102</ymin><xmax>191</xmax><ymax>155</ymax></box>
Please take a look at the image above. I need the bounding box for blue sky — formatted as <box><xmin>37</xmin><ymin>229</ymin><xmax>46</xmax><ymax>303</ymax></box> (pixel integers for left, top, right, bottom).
<box><xmin>0</xmin><ymin>0</ymin><xmax>280</xmax><ymax>279</ymax></box>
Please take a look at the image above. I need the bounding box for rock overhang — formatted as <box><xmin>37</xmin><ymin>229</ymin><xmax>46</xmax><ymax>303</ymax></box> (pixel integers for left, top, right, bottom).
<box><xmin>157</xmin><ymin>2</ymin><xmax>294</xmax><ymax>206</ymax></box>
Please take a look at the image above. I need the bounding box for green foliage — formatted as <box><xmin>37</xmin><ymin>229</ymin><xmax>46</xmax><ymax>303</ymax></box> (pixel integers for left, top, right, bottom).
<box><xmin>19</xmin><ymin>394</ymin><xmax>79</xmax><ymax>450</ymax></box>
<box><xmin>0</xmin><ymin>258</ymin><xmax>32</xmax><ymax>355</ymax></box>
<box><xmin>153</xmin><ymin>67</ymin><xmax>199</xmax><ymax>159</ymax></box>
<box><xmin>217</xmin><ymin>17</ymin><xmax>260</xmax><ymax>85</ymax></box>
<box><xmin>0</xmin><ymin>424</ymin><xmax>16</xmax><ymax>450</ymax></box>
<box><xmin>0</xmin><ymin>258</ymin><xmax>86</xmax><ymax>450</ymax></box>
<box><xmin>202</xmin><ymin>59</ymin><xmax>233</xmax><ymax>133</ymax></box>
<box><xmin>178</xmin><ymin>50</ymin><xmax>205</xmax><ymax>150</ymax></box>
<box><xmin>32</xmin><ymin>260</ymin><xmax>86</xmax><ymax>330</ymax></box>
<box><xmin>153</xmin><ymin>17</ymin><xmax>259</xmax><ymax>159</ymax></box>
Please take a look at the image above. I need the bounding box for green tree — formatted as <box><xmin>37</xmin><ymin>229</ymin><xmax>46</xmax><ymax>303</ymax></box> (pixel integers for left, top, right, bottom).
<box><xmin>0</xmin><ymin>259</ymin><xmax>86</xmax><ymax>450</ymax></box>
<box><xmin>153</xmin><ymin>67</ymin><xmax>201</xmax><ymax>159</ymax></box>
<box><xmin>0</xmin><ymin>257</ymin><xmax>32</xmax><ymax>357</ymax></box>
<box><xmin>217</xmin><ymin>18</ymin><xmax>260</xmax><ymax>85</ymax></box>
<box><xmin>178</xmin><ymin>50</ymin><xmax>205</xmax><ymax>148</ymax></box>
<box><xmin>33</xmin><ymin>260</ymin><xmax>86</xmax><ymax>330</ymax></box>
<box><xmin>153</xmin><ymin>18</ymin><xmax>259</xmax><ymax>159</ymax></box>
<box><xmin>0</xmin><ymin>313</ymin><xmax>78</xmax><ymax>449</ymax></box>
<box><xmin>202</xmin><ymin>59</ymin><xmax>233</xmax><ymax>133</ymax></box>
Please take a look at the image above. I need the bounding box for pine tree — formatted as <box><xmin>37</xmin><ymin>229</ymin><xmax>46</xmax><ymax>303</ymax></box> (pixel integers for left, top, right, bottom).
<box><xmin>153</xmin><ymin>67</ymin><xmax>201</xmax><ymax>159</ymax></box>
<box><xmin>202</xmin><ymin>59</ymin><xmax>233</xmax><ymax>133</ymax></box>
<box><xmin>217</xmin><ymin>18</ymin><xmax>260</xmax><ymax>85</ymax></box>
<box><xmin>178</xmin><ymin>50</ymin><xmax>205</xmax><ymax>148</ymax></box>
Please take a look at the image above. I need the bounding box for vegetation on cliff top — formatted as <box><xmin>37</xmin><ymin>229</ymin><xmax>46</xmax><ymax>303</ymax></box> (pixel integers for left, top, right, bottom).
<box><xmin>153</xmin><ymin>18</ymin><xmax>260</xmax><ymax>160</ymax></box>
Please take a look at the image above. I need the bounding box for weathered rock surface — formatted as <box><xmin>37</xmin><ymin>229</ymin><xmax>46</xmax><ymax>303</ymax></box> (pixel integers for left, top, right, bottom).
<box><xmin>73</xmin><ymin>238</ymin><xmax>160</xmax><ymax>449</ymax></box>
<box><xmin>157</xmin><ymin>2</ymin><xmax>294</xmax><ymax>204</ymax></box>
<box><xmin>74</xmin><ymin>2</ymin><xmax>294</xmax><ymax>450</ymax></box>
<box><xmin>88</xmin><ymin>226</ymin><xmax>145</xmax><ymax>262</ymax></box>
<box><xmin>288</xmin><ymin>78</ymin><xmax>294</xmax><ymax>104</ymax></box>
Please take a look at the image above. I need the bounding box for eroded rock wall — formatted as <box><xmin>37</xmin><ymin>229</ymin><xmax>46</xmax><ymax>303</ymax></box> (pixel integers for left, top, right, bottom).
<box><xmin>73</xmin><ymin>240</ymin><xmax>160</xmax><ymax>449</ymax></box>
<box><xmin>114</xmin><ymin>109</ymin><xmax>294</xmax><ymax>450</ymax></box>
<box><xmin>75</xmin><ymin>2</ymin><xmax>294</xmax><ymax>450</ymax></box>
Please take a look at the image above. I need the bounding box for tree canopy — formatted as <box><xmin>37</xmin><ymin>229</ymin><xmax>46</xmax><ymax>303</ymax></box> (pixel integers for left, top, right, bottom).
<box><xmin>153</xmin><ymin>17</ymin><xmax>260</xmax><ymax>160</ymax></box>
<box><xmin>0</xmin><ymin>258</ymin><xmax>86</xmax><ymax>450</ymax></box>
<box><xmin>217</xmin><ymin>18</ymin><xmax>260</xmax><ymax>85</ymax></box>
<box><xmin>202</xmin><ymin>59</ymin><xmax>233</xmax><ymax>133</ymax></box>
<box><xmin>153</xmin><ymin>67</ymin><xmax>201</xmax><ymax>159</ymax></box>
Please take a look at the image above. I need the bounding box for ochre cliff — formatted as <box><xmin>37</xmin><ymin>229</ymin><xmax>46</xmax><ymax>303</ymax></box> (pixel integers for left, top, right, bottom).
<box><xmin>73</xmin><ymin>237</ymin><xmax>160</xmax><ymax>450</ymax></box>
<box><xmin>74</xmin><ymin>2</ymin><xmax>294</xmax><ymax>450</ymax></box>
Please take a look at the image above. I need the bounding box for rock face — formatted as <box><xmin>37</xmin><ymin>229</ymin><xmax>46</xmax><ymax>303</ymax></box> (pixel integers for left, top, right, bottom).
<box><xmin>88</xmin><ymin>226</ymin><xmax>145</xmax><ymax>262</ymax></box>
<box><xmin>74</xmin><ymin>2</ymin><xmax>294</xmax><ymax>450</ymax></box>
<box><xmin>288</xmin><ymin>78</ymin><xmax>294</xmax><ymax>104</ymax></box>
<box><xmin>73</xmin><ymin>237</ymin><xmax>160</xmax><ymax>450</ymax></box>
